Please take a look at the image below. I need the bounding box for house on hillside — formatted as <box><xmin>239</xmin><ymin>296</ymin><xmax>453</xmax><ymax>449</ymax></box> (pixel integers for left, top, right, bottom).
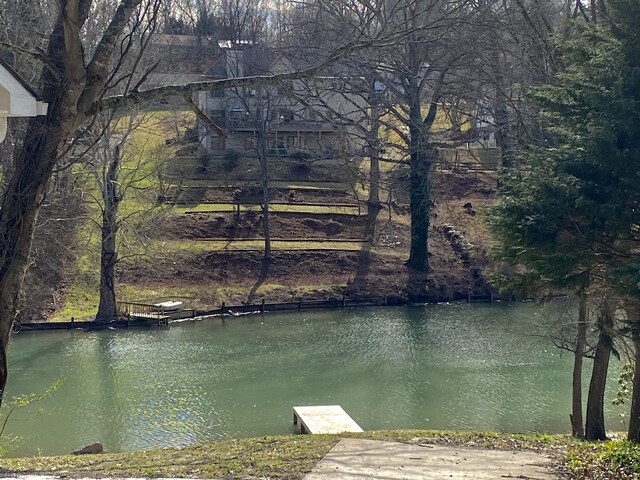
<box><xmin>195</xmin><ymin>42</ymin><xmax>368</xmax><ymax>158</ymax></box>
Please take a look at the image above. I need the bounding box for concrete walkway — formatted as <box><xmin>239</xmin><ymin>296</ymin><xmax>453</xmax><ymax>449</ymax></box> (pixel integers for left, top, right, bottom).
<box><xmin>304</xmin><ymin>438</ymin><xmax>556</xmax><ymax>480</ymax></box>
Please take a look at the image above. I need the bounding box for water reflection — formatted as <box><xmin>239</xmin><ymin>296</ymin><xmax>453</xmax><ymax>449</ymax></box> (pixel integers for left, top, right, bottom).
<box><xmin>3</xmin><ymin>302</ymin><xmax>626</xmax><ymax>457</ymax></box>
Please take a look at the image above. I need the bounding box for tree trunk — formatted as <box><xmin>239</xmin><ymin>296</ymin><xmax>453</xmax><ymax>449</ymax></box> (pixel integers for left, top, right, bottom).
<box><xmin>367</xmin><ymin>96</ymin><xmax>381</xmax><ymax>208</ymax></box>
<box><xmin>0</xmin><ymin>11</ymin><xmax>85</xmax><ymax>397</ymax></box>
<box><xmin>257</xmin><ymin>129</ymin><xmax>271</xmax><ymax>262</ymax></box>
<box><xmin>406</xmin><ymin>97</ymin><xmax>433</xmax><ymax>272</ymax></box>
<box><xmin>0</xmin><ymin>139</ymin><xmax>57</xmax><ymax>400</ymax></box>
<box><xmin>494</xmin><ymin>81</ymin><xmax>512</xmax><ymax>169</ymax></box>
<box><xmin>404</xmin><ymin>38</ymin><xmax>436</xmax><ymax>273</ymax></box>
<box><xmin>585</xmin><ymin>298</ymin><xmax>615</xmax><ymax>440</ymax></box>
<box><xmin>627</xmin><ymin>303</ymin><xmax>640</xmax><ymax>442</ymax></box>
<box><xmin>407</xmin><ymin>143</ymin><xmax>432</xmax><ymax>272</ymax></box>
<box><xmin>0</xmin><ymin>0</ymin><xmax>153</xmax><ymax>402</ymax></box>
<box><xmin>571</xmin><ymin>290</ymin><xmax>588</xmax><ymax>438</ymax></box>
<box><xmin>95</xmin><ymin>145</ymin><xmax>121</xmax><ymax>323</ymax></box>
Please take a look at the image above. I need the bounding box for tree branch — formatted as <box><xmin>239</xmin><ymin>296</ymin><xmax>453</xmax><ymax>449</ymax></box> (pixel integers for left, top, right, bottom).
<box><xmin>79</xmin><ymin>0</ymin><xmax>145</xmax><ymax>112</ymax></box>
<box><xmin>184</xmin><ymin>95</ymin><xmax>226</xmax><ymax>138</ymax></box>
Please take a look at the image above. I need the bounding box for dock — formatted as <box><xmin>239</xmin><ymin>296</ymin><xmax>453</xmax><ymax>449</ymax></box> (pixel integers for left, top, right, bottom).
<box><xmin>293</xmin><ymin>405</ymin><xmax>364</xmax><ymax>434</ymax></box>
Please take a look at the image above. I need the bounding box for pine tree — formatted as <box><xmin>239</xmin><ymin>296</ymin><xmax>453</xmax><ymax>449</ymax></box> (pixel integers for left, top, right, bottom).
<box><xmin>488</xmin><ymin>0</ymin><xmax>640</xmax><ymax>440</ymax></box>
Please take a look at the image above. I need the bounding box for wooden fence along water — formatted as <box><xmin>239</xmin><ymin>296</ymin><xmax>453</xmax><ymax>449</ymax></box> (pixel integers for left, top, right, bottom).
<box><xmin>15</xmin><ymin>295</ymin><xmax>405</xmax><ymax>331</ymax></box>
<box><xmin>15</xmin><ymin>291</ymin><xmax>498</xmax><ymax>331</ymax></box>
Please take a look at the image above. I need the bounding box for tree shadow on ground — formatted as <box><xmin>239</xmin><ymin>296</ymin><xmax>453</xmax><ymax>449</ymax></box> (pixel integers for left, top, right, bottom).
<box><xmin>352</xmin><ymin>205</ymin><xmax>381</xmax><ymax>288</ymax></box>
<box><xmin>246</xmin><ymin>258</ymin><xmax>270</xmax><ymax>305</ymax></box>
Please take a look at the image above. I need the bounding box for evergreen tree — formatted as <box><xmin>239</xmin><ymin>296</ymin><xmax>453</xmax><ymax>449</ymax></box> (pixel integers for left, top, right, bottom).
<box><xmin>488</xmin><ymin>0</ymin><xmax>640</xmax><ymax>440</ymax></box>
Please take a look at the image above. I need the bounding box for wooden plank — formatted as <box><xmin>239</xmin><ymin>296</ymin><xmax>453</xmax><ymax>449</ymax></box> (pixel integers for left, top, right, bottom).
<box><xmin>293</xmin><ymin>405</ymin><xmax>363</xmax><ymax>434</ymax></box>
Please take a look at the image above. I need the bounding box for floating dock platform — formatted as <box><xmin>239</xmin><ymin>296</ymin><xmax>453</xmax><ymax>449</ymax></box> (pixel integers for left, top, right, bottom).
<box><xmin>293</xmin><ymin>405</ymin><xmax>364</xmax><ymax>434</ymax></box>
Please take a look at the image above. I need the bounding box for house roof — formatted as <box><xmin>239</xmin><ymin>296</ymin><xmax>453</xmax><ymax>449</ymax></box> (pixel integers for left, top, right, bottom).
<box><xmin>0</xmin><ymin>57</ymin><xmax>40</xmax><ymax>99</ymax></box>
<box><xmin>204</xmin><ymin>43</ymin><xmax>276</xmax><ymax>78</ymax></box>
<box><xmin>0</xmin><ymin>56</ymin><xmax>47</xmax><ymax>117</ymax></box>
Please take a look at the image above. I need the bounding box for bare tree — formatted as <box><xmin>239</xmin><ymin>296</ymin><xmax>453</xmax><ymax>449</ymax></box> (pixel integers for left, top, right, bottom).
<box><xmin>0</xmin><ymin>0</ymin><xmax>400</xmax><ymax>401</ymax></box>
<box><xmin>79</xmin><ymin>110</ymin><xmax>169</xmax><ymax>323</ymax></box>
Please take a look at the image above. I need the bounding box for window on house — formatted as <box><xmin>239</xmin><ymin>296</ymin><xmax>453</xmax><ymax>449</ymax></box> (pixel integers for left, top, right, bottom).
<box><xmin>211</xmin><ymin>110</ymin><xmax>225</xmax><ymax>125</ymax></box>
<box><xmin>230</xmin><ymin>110</ymin><xmax>245</xmax><ymax>121</ymax></box>
<box><xmin>270</xmin><ymin>109</ymin><xmax>294</xmax><ymax>123</ymax></box>
<box><xmin>210</xmin><ymin>137</ymin><xmax>225</xmax><ymax>151</ymax></box>
<box><xmin>281</xmin><ymin>110</ymin><xmax>294</xmax><ymax>122</ymax></box>
<box><xmin>230</xmin><ymin>109</ymin><xmax>246</xmax><ymax>127</ymax></box>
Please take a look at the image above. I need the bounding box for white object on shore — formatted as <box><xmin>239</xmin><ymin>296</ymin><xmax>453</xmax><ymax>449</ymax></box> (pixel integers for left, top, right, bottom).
<box><xmin>154</xmin><ymin>301</ymin><xmax>183</xmax><ymax>311</ymax></box>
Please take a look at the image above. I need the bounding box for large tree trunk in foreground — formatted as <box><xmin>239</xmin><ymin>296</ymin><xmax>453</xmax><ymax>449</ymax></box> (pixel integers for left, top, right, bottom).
<box><xmin>585</xmin><ymin>298</ymin><xmax>615</xmax><ymax>441</ymax></box>
<box><xmin>0</xmin><ymin>128</ymin><xmax>59</xmax><ymax>401</ymax></box>
<box><xmin>0</xmin><ymin>9</ymin><xmax>86</xmax><ymax>398</ymax></box>
<box><xmin>571</xmin><ymin>291</ymin><xmax>588</xmax><ymax>439</ymax></box>
<box><xmin>0</xmin><ymin>0</ymin><xmax>143</xmax><ymax>400</ymax></box>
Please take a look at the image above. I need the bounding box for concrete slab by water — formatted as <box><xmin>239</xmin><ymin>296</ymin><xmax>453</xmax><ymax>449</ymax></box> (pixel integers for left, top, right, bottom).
<box><xmin>304</xmin><ymin>438</ymin><xmax>556</xmax><ymax>480</ymax></box>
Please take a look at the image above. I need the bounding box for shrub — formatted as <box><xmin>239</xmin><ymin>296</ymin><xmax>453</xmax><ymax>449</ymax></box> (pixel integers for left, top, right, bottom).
<box><xmin>290</xmin><ymin>162</ymin><xmax>311</xmax><ymax>178</ymax></box>
<box><xmin>197</xmin><ymin>153</ymin><xmax>212</xmax><ymax>174</ymax></box>
<box><xmin>565</xmin><ymin>441</ymin><xmax>640</xmax><ymax>479</ymax></box>
<box><xmin>223</xmin><ymin>150</ymin><xmax>240</xmax><ymax>172</ymax></box>
<box><xmin>289</xmin><ymin>151</ymin><xmax>312</xmax><ymax>161</ymax></box>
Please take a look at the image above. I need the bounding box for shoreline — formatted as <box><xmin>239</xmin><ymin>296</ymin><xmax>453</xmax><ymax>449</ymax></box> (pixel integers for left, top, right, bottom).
<box><xmin>15</xmin><ymin>294</ymin><xmax>501</xmax><ymax>333</ymax></box>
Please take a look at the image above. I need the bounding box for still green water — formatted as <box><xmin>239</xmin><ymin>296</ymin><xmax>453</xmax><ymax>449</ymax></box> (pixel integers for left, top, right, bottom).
<box><xmin>3</xmin><ymin>302</ymin><xmax>626</xmax><ymax>457</ymax></box>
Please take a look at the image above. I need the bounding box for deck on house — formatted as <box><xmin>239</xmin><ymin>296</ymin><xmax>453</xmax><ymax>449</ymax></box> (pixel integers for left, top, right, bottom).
<box><xmin>293</xmin><ymin>405</ymin><xmax>364</xmax><ymax>434</ymax></box>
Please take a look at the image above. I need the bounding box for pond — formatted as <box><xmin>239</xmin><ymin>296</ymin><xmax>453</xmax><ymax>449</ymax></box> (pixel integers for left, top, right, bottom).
<box><xmin>3</xmin><ymin>301</ymin><xmax>626</xmax><ymax>457</ymax></box>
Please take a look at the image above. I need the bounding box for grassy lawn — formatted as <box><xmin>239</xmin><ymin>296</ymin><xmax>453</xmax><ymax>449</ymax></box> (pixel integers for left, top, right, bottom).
<box><xmin>174</xmin><ymin>203</ymin><xmax>363</xmax><ymax>215</ymax></box>
<box><xmin>152</xmin><ymin>239</ymin><xmax>367</xmax><ymax>253</ymax></box>
<box><xmin>169</xmin><ymin>179</ymin><xmax>350</xmax><ymax>191</ymax></box>
<box><xmin>0</xmin><ymin>430</ymin><xmax>577</xmax><ymax>479</ymax></box>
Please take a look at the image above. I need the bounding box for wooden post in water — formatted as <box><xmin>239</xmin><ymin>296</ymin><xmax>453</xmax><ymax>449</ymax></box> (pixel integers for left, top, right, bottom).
<box><xmin>341</xmin><ymin>295</ymin><xmax>346</xmax><ymax>308</ymax></box>
<box><xmin>261</xmin><ymin>299</ymin><xmax>265</xmax><ymax>313</ymax></box>
<box><xmin>221</xmin><ymin>301</ymin><xmax>226</xmax><ymax>314</ymax></box>
<box><xmin>299</xmin><ymin>298</ymin><xmax>303</xmax><ymax>310</ymax></box>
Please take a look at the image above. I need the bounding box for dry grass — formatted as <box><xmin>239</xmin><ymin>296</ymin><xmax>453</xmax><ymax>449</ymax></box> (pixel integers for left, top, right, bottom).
<box><xmin>0</xmin><ymin>430</ymin><xmax>574</xmax><ymax>479</ymax></box>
